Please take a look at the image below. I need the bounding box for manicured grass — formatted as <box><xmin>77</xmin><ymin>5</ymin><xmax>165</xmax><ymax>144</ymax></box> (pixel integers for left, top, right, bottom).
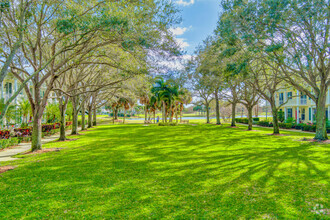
<box><xmin>0</xmin><ymin>123</ymin><xmax>329</xmax><ymax>218</ymax></box>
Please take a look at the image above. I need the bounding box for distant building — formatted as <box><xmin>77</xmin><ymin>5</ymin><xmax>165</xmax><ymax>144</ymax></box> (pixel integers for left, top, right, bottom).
<box><xmin>275</xmin><ymin>88</ymin><xmax>330</xmax><ymax>123</ymax></box>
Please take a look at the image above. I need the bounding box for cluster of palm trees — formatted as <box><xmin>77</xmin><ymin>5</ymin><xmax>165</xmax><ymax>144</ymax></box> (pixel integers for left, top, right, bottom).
<box><xmin>111</xmin><ymin>97</ymin><xmax>134</xmax><ymax>123</ymax></box>
<box><xmin>141</xmin><ymin>78</ymin><xmax>192</xmax><ymax>123</ymax></box>
<box><xmin>0</xmin><ymin>99</ymin><xmax>32</xmax><ymax>127</ymax></box>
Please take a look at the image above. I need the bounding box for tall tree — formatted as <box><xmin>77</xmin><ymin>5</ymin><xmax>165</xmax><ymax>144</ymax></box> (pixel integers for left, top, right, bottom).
<box><xmin>218</xmin><ymin>0</ymin><xmax>329</xmax><ymax>140</ymax></box>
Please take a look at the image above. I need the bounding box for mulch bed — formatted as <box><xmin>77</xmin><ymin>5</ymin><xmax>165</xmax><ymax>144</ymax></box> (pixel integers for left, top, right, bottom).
<box><xmin>24</xmin><ymin>148</ymin><xmax>62</xmax><ymax>155</ymax></box>
<box><xmin>0</xmin><ymin>166</ymin><xmax>16</xmax><ymax>174</ymax></box>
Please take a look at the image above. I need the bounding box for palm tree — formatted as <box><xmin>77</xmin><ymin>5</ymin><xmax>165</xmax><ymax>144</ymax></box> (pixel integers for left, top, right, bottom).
<box><xmin>178</xmin><ymin>89</ymin><xmax>192</xmax><ymax>122</ymax></box>
<box><xmin>151</xmin><ymin>78</ymin><xmax>167</xmax><ymax>122</ymax></box>
<box><xmin>0</xmin><ymin>98</ymin><xmax>17</xmax><ymax>127</ymax></box>
<box><xmin>18</xmin><ymin>100</ymin><xmax>31</xmax><ymax>124</ymax></box>
<box><xmin>118</xmin><ymin>98</ymin><xmax>134</xmax><ymax>124</ymax></box>
<box><xmin>160</xmin><ymin>84</ymin><xmax>179</xmax><ymax>122</ymax></box>
<box><xmin>149</xmin><ymin>95</ymin><xmax>161</xmax><ymax>123</ymax></box>
<box><xmin>139</xmin><ymin>94</ymin><xmax>149</xmax><ymax>122</ymax></box>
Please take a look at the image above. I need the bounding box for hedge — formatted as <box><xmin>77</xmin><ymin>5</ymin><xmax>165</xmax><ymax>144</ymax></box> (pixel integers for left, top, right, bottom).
<box><xmin>158</xmin><ymin>122</ymin><xmax>178</xmax><ymax>126</ymax></box>
<box><xmin>302</xmin><ymin>124</ymin><xmax>316</xmax><ymax>132</ymax></box>
<box><xmin>279</xmin><ymin>123</ymin><xmax>293</xmax><ymax>129</ymax></box>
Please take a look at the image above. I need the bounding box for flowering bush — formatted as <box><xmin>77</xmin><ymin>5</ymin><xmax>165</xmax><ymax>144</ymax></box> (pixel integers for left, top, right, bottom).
<box><xmin>0</xmin><ymin>130</ymin><xmax>11</xmax><ymax>139</ymax></box>
<box><xmin>14</xmin><ymin>128</ymin><xmax>32</xmax><ymax>137</ymax></box>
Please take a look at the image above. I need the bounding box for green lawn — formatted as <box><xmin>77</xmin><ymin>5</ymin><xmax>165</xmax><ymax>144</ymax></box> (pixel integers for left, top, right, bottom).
<box><xmin>0</xmin><ymin>123</ymin><xmax>329</xmax><ymax>219</ymax></box>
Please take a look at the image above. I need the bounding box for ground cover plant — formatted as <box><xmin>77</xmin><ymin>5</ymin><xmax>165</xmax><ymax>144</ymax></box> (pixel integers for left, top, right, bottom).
<box><xmin>0</xmin><ymin>123</ymin><xmax>329</xmax><ymax>219</ymax></box>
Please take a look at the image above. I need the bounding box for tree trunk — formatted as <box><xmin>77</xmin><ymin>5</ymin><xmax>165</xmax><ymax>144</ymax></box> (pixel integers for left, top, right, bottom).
<box><xmin>31</xmin><ymin>117</ymin><xmax>42</xmax><ymax>151</ymax></box>
<box><xmin>114</xmin><ymin>108</ymin><xmax>118</xmax><ymax>120</ymax></box>
<box><xmin>81</xmin><ymin>101</ymin><xmax>86</xmax><ymax>130</ymax></box>
<box><xmin>88</xmin><ymin>105</ymin><xmax>93</xmax><ymax>128</ymax></box>
<box><xmin>123</xmin><ymin>110</ymin><xmax>126</xmax><ymax>124</ymax></box>
<box><xmin>71</xmin><ymin>107</ymin><xmax>78</xmax><ymax>135</ymax></box>
<box><xmin>162</xmin><ymin>101</ymin><xmax>165</xmax><ymax>123</ymax></box>
<box><xmin>59</xmin><ymin>105</ymin><xmax>67</xmax><ymax>141</ymax></box>
<box><xmin>231</xmin><ymin>102</ymin><xmax>236</xmax><ymax>127</ymax></box>
<box><xmin>144</xmin><ymin>105</ymin><xmax>147</xmax><ymax>121</ymax></box>
<box><xmin>180</xmin><ymin>104</ymin><xmax>183</xmax><ymax>123</ymax></box>
<box><xmin>206</xmin><ymin>102</ymin><xmax>210</xmax><ymax>123</ymax></box>
<box><xmin>154</xmin><ymin>111</ymin><xmax>156</xmax><ymax>124</ymax></box>
<box><xmin>112</xmin><ymin>108</ymin><xmax>115</xmax><ymax>124</ymax></box>
<box><xmin>169</xmin><ymin>105</ymin><xmax>173</xmax><ymax>122</ymax></box>
<box><xmin>247</xmin><ymin>107</ymin><xmax>253</xmax><ymax>130</ymax></box>
<box><xmin>93</xmin><ymin>107</ymin><xmax>97</xmax><ymax>126</ymax></box>
<box><xmin>215</xmin><ymin>91</ymin><xmax>221</xmax><ymax>125</ymax></box>
<box><xmin>163</xmin><ymin>102</ymin><xmax>167</xmax><ymax>123</ymax></box>
<box><xmin>270</xmin><ymin>102</ymin><xmax>280</xmax><ymax>135</ymax></box>
<box><xmin>314</xmin><ymin>88</ymin><xmax>328</xmax><ymax>140</ymax></box>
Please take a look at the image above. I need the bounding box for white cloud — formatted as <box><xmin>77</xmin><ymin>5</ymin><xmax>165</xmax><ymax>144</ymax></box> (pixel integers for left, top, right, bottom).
<box><xmin>176</xmin><ymin>0</ymin><xmax>195</xmax><ymax>6</ymax></box>
<box><xmin>169</xmin><ymin>27</ymin><xmax>188</xmax><ymax>36</ymax></box>
<box><xmin>175</xmin><ymin>38</ymin><xmax>190</xmax><ymax>48</ymax></box>
<box><xmin>158</xmin><ymin>54</ymin><xmax>196</xmax><ymax>71</ymax></box>
<box><xmin>169</xmin><ymin>26</ymin><xmax>192</xmax><ymax>49</ymax></box>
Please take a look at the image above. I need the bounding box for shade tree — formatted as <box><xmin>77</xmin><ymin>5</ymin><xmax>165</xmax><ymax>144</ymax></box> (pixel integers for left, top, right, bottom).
<box><xmin>217</xmin><ymin>0</ymin><xmax>329</xmax><ymax>140</ymax></box>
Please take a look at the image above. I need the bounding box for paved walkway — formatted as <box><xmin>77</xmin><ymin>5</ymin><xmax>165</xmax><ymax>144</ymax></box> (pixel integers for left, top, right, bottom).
<box><xmin>0</xmin><ymin>130</ymin><xmax>72</xmax><ymax>162</ymax></box>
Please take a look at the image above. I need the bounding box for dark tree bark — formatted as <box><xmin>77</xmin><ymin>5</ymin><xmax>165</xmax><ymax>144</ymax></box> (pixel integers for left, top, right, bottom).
<box><xmin>231</xmin><ymin>102</ymin><xmax>236</xmax><ymax>127</ymax></box>
<box><xmin>215</xmin><ymin>90</ymin><xmax>221</xmax><ymax>125</ymax></box>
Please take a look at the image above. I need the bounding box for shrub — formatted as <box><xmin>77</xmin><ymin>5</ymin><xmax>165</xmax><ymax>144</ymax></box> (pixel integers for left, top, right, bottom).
<box><xmin>42</xmin><ymin>124</ymin><xmax>53</xmax><ymax>133</ymax></box>
<box><xmin>253</xmin><ymin>117</ymin><xmax>260</xmax><ymax>122</ymax></box>
<box><xmin>293</xmin><ymin>123</ymin><xmax>304</xmax><ymax>130</ymax></box>
<box><xmin>0</xmin><ymin>137</ymin><xmax>20</xmax><ymax>150</ymax></box>
<box><xmin>14</xmin><ymin>127</ymin><xmax>32</xmax><ymax>137</ymax></box>
<box><xmin>66</xmin><ymin>121</ymin><xmax>73</xmax><ymax>126</ymax></box>
<box><xmin>257</xmin><ymin>121</ymin><xmax>270</xmax><ymax>127</ymax></box>
<box><xmin>0</xmin><ymin>130</ymin><xmax>11</xmax><ymax>139</ymax></box>
<box><xmin>158</xmin><ymin>122</ymin><xmax>178</xmax><ymax>126</ymax></box>
<box><xmin>279</xmin><ymin>123</ymin><xmax>293</xmax><ymax>129</ymax></box>
<box><xmin>302</xmin><ymin>124</ymin><xmax>316</xmax><ymax>132</ymax></box>
<box><xmin>278</xmin><ymin>111</ymin><xmax>285</xmax><ymax>122</ymax></box>
<box><xmin>285</xmin><ymin>117</ymin><xmax>296</xmax><ymax>124</ymax></box>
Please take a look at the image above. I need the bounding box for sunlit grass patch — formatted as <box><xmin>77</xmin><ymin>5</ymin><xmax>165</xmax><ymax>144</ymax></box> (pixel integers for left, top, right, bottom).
<box><xmin>0</xmin><ymin>123</ymin><xmax>328</xmax><ymax>219</ymax></box>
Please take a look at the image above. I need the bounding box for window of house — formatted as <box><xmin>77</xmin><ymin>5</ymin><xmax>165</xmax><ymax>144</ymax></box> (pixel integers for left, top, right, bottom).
<box><xmin>302</xmin><ymin>108</ymin><xmax>305</xmax><ymax>120</ymax></box>
<box><xmin>5</xmin><ymin>82</ymin><xmax>12</xmax><ymax>95</ymax></box>
<box><xmin>279</xmin><ymin>93</ymin><xmax>284</xmax><ymax>104</ymax></box>
<box><xmin>287</xmin><ymin>108</ymin><xmax>292</xmax><ymax>118</ymax></box>
<box><xmin>300</xmin><ymin>94</ymin><xmax>307</xmax><ymax>105</ymax></box>
<box><xmin>287</xmin><ymin>92</ymin><xmax>292</xmax><ymax>100</ymax></box>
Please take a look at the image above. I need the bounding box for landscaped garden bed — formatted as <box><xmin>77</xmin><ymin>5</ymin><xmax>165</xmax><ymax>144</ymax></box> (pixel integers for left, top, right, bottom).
<box><xmin>235</xmin><ymin>118</ymin><xmax>330</xmax><ymax>133</ymax></box>
<box><xmin>0</xmin><ymin>122</ymin><xmax>73</xmax><ymax>150</ymax></box>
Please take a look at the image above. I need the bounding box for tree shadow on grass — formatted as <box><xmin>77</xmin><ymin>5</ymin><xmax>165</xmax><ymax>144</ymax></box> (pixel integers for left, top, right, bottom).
<box><xmin>0</xmin><ymin>124</ymin><xmax>328</xmax><ymax>219</ymax></box>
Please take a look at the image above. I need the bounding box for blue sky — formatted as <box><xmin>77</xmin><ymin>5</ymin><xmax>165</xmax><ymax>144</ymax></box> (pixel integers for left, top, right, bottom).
<box><xmin>171</xmin><ymin>0</ymin><xmax>222</xmax><ymax>55</ymax></box>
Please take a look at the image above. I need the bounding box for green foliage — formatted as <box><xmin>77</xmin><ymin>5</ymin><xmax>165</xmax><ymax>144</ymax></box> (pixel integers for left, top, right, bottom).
<box><xmin>257</xmin><ymin>121</ymin><xmax>271</xmax><ymax>127</ymax></box>
<box><xmin>293</xmin><ymin>123</ymin><xmax>305</xmax><ymax>130</ymax></box>
<box><xmin>44</xmin><ymin>103</ymin><xmax>60</xmax><ymax>123</ymax></box>
<box><xmin>285</xmin><ymin>117</ymin><xmax>295</xmax><ymax>124</ymax></box>
<box><xmin>302</xmin><ymin>124</ymin><xmax>317</xmax><ymax>132</ymax></box>
<box><xmin>0</xmin><ymin>0</ymin><xmax>10</xmax><ymax>12</ymax></box>
<box><xmin>235</xmin><ymin>118</ymin><xmax>249</xmax><ymax>124</ymax></box>
<box><xmin>0</xmin><ymin>137</ymin><xmax>20</xmax><ymax>150</ymax></box>
<box><xmin>158</xmin><ymin>122</ymin><xmax>178</xmax><ymax>126</ymax></box>
<box><xmin>279</xmin><ymin>123</ymin><xmax>293</xmax><ymax>129</ymax></box>
<box><xmin>278</xmin><ymin>111</ymin><xmax>285</xmax><ymax>122</ymax></box>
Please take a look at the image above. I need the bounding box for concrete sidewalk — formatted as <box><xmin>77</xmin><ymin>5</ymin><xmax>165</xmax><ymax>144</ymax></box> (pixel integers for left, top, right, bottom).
<box><xmin>0</xmin><ymin>130</ymin><xmax>72</xmax><ymax>162</ymax></box>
